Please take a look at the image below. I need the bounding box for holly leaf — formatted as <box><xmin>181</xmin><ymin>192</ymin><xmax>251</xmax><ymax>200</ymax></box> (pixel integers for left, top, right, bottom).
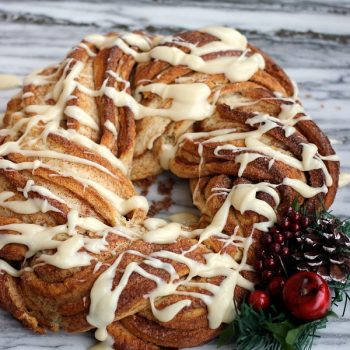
<box><xmin>326</xmin><ymin>310</ymin><xmax>338</xmax><ymax>318</ymax></box>
<box><xmin>267</xmin><ymin>320</ymin><xmax>295</xmax><ymax>350</ymax></box>
<box><xmin>286</xmin><ymin>317</ymin><xmax>328</xmax><ymax>350</ymax></box>
<box><xmin>285</xmin><ymin>324</ymin><xmax>308</xmax><ymax>345</ymax></box>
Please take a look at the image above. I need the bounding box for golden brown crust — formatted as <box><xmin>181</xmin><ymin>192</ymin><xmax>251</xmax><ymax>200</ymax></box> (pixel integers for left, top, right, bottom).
<box><xmin>108</xmin><ymin>322</ymin><xmax>162</xmax><ymax>350</ymax></box>
<box><xmin>121</xmin><ymin>314</ymin><xmax>221</xmax><ymax>348</ymax></box>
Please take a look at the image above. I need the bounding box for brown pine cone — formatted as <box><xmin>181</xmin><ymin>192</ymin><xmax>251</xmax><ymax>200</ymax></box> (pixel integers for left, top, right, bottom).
<box><xmin>292</xmin><ymin>216</ymin><xmax>350</xmax><ymax>283</ymax></box>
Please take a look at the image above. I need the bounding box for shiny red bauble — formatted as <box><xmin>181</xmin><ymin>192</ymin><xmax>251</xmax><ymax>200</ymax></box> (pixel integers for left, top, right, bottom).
<box><xmin>248</xmin><ymin>290</ymin><xmax>270</xmax><ymax>310</ymax></box>
<box><xmin>282</xmin><ymin>272</ymin><xmax>331</xmax><ymax>321</ymax></box>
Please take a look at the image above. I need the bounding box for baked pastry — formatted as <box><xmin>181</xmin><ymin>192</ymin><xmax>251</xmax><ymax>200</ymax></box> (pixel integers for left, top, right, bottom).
<box><xmin>0</xmin><ymin>27</ymin><xmax>339</xmax><ymax>349</ymax></box>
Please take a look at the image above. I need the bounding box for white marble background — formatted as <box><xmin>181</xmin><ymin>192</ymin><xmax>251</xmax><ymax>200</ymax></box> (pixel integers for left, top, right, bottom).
<box><xmin>0</xmin><ymin>0</ymin><xmax>349</xmax><ymax>349</ymax></box>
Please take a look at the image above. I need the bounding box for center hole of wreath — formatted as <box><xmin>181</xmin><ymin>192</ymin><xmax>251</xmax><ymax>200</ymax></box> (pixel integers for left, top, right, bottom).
<box><xmin>134</xmin><ymin>171</ymin><xmax>200</xmax><ymax>222</ymax></box>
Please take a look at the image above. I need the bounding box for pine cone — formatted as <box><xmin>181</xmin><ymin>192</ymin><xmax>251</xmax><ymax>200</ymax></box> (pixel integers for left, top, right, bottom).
<box><xmin>292</xmin><ymin>216</ymin><xmax>350</xmax><ymax>283</ymax></box>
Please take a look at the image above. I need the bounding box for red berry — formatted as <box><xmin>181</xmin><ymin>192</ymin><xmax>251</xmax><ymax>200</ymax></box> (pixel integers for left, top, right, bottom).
<box><xmin>262</xmin><ymin>270</ymin><xmax>274</xmax><ymax>281</ymax></box>
<box><xmin>283</xmin><ymin>272</ymin><xmax>331</xmax><ymax>321</ymax></box>
<box><xmin>273</xmin><ymin>233</ymin><xmax>284</xmax><ymax>244</ymax></box>
<box><xmin>291</xmin><ymin>223</ymin><xmax>300</xmax><ymax>232</ymax></box>
<box><xmin>270</xmin><ymin>242</ymin><xmax>281</xmax><ymax>253</ymax></box>
<box><xmin>256</xmin><ymin>250</ymin><xmax>264</xmax><ymax>259</ymax></box>
<box><xmin>284</xmin><ymin>231</ymin><xmax>293</xmax><ymax>239</ymax></box>
<box><xmin>290</xmin><ymin>211</ymin><xmax>301</xmax><ymax>222</ymax></box>
<box><xmin>301</xmin><ymin>217</ymin><xmax>310</xmax><ymax>228</ymax></box>
<box><xmin>282</xmin><ymin>218</ymin><xmax>290</xmax><ymax>229</ymax></box>
<box><xmin>254</xmin><ymin>259</ymin><xmax>264</xmax><ymax>271</ymax></box>
<box><xmin>268</xmin><ymin>276</ymin><xmax>286</xmax><ymax>297</ymax></box>
<box><xmin>263</xmin><ymin>233</ymin><xmax>273</xmax><ymax>245</ymax></box>
<box><xmin>248</xmin><ymin>290</ymin><xmax>270</xmax><ymax>310</ymax></box>
<box><xmin>281</xmin><ymin>246</ymin><xmax>290</xmax><ymax>256</ymax></box>
<box><xmin>287</xmin><ymin>207</ymin><xmax>295</xmax><ymax>217</ymax></box>
<box><xmin>258</xmin><ymin>249</ymin><xmax>268</xmax><ymax>259</ymax></box>
<box><xmin>265</xmin><ymin>257</ymin><xmax>277</xmax><ymax>270</ymax></box>
<box><xmin>269</xmin><ymin>226</ymin><xmax>278</xmax><ymax>235</ymax></box>
<box><xmin>276</xmin><ymin>267</ymin><xmax>283</xmax><ymax>276</ymax></box>
<box><xmin>294</xmin><ymin>231</ymin><xmax>301</xmax><ymax>238</ymax></box>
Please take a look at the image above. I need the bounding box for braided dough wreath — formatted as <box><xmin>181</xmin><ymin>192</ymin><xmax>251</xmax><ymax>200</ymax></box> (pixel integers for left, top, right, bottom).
<box><xmin>0</xmin><ymin>27</ymin><xmax>339</xmax><ymax>349</ymax></box>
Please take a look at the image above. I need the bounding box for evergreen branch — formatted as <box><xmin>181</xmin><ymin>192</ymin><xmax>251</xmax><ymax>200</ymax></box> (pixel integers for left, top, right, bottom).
<box><xmin>217</xmin><ymin>304</ymin><xmax>332</xmax><ymax>350</ymax></box>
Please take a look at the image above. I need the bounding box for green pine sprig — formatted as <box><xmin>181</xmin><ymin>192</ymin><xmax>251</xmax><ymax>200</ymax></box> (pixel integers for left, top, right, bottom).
<box><xmin>218</xmin><ymin>303</ymin><xmax>335</xmax><ymax>350</ymax></box>
<box><xmin>330</xmin><ymin>276</ymin><xmax>350</xmax><ymax>316</ymax></box>
<box><xmin>333</xmin><ymin>216</ymin><xmax>350</xmax><ymax>315</ymax></box>
<box><xmin>217</xmin><ymin>304</ymin><xmax>285</xmax><ymax>350</ymax></box>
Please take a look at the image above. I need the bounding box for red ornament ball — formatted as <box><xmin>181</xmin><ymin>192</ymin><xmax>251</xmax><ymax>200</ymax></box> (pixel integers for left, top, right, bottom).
<box><xmin>282</xmin><ymin>271</ymin><xmax>331</xmax><ymax>321</ymax></box>
<box><xmin>248</xmin><ymin>290</ymin><xmax>270</xmax><ymax>310</ymax></box>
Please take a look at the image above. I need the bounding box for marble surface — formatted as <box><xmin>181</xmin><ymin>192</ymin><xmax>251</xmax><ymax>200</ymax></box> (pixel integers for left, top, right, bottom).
<box><xmin>0</xmin><ymin>0</ymin><xmax>350</xmax><ymax>349</ymax></box>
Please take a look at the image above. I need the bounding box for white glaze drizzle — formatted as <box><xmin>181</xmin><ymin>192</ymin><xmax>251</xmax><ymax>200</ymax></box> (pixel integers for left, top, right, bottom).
<box><xmin>143</xmin><ymin>222</ymin><xmax>187</xmax><ymax>244</ymax></box>
<box><xmin>0</xmin><ymin>74</ymin><xmax>22</xmax><ymax>90</ymax></box>
<box><xmin>0</xmin><ymin>191</ymin><xmax>61</xmax><ymax>214</ymax></box>
<box><xmin>133</xmin><ymin>83</ymin><xmax>215</xmax><ymax>121</ymax></box>
<box><xmin>85</xmin><ymin>27</ymin><xmax>265</xmax><ymax>83</ymax></box>
<box><xmin>168</xmin><ymin>212</ymin><xmax>199</xmax><ymax>226</ymax></box>
<box><xmin>19</xmin><ymin>179</ymin><xmax>65</xmax><ymax>203</ymax></box>
<box><xmin>104</xmin><ymin>120</ymin><xmax>118</xmax><ymax>138</ymax></box>
<box><xmin>89</xmin><ymin>335</ymin><xmax>114</xmax><ymax>350</ymax></box>
<box><xmin>77</xmin><ymin>43</ymin><xmax>97</xmax><ymax>57</ymax></box>
<box><xmin>0</xmin><ymin>259</ymin><xmax>21</xmax><ymax>277</ymax></box>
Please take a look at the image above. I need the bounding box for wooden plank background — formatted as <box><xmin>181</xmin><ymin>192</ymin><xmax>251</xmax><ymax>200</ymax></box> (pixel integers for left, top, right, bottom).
<box><xmin>0</xmin><ymin>1</ymin><xmax>349</xmax><ymax>349</ymax></box>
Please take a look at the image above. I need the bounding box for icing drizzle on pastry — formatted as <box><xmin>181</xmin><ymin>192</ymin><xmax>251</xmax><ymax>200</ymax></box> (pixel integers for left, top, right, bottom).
<box><xmin>0</xmin><ymin>26</ymin><xmax>339</xmax><ymax>349</ymax></box>
<box><xmin>0</xmin><ymin>74</ymin><xmax>22</xmax><ymax>90</ymax></box>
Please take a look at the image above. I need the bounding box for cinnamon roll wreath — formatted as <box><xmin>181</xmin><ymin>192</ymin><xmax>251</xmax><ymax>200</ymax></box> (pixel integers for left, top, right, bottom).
<box><xmin>0</xmin><ymin>27</ymin><xmax>339</xmax><ymax>349</ymax></box>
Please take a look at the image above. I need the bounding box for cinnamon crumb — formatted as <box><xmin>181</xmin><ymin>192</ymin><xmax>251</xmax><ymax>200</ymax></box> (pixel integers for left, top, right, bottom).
<box><xmin>134</xmin><ymin>175</ymin><xmax>157</xmax><ymax>196</ymax></box>
<box><xmin>148</xmin><ymin>197</ymin><xmax>173</xmax><ymax>217</ymax></box>
<box><xmin>158</xmin><ymin>177</ymin><xmax>175</xmax><ymax>195</ymax></box>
